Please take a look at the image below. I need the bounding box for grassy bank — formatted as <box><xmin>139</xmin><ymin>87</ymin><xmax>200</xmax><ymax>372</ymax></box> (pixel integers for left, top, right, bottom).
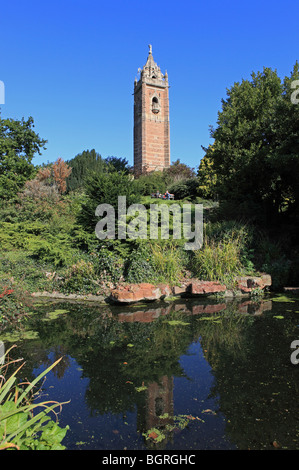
<box><xmin>1</xmin><ymin>192</ymin><xmax>294</xmax><ymax>299</ymax></box>
<box><xmin>1</xmin><ymin>175</ymin><xmax>298</xmax><ymax>334</ymax></box>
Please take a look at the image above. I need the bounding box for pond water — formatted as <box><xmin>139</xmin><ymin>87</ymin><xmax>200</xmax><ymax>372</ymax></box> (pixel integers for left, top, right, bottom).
<box><xmin>1</xmin><ymin>294</ymin><xmax>298</xmax><ymax>450</ymax></box>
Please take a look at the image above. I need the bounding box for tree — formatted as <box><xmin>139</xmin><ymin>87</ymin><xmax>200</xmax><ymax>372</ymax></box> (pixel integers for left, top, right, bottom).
<box><xmin>197</xmin><ymin>146</ymin><xmax>217</xmax><ymax>199</ymax></box>
<box><xmin>77</xmin><ymin>171</ymin><xmax>140</xmax><ymax>232</ymax></box>
<box><xmin>163</xmin><ymin>159</ymin><xmax>195</xmax><ymax>183</ymax></box>
<box><xmin>66</xmin><ymin>149</ymin><xmax>106</xmax><ymax>192</ymax></box>
<box><xmin>270</xmin><ymin>62</ymin><xmax>299</xmax><ymax>218</ymax></box>
<box><xmin>105</xmin><ymin>156</ymin><xmax>131</xmax><ymax>174</ymax></box>
<box><xmin>65</xmin><ymin>151</ymin><xmax>131</xmax><ymax>192</ymax></box>
<box><xmin>0</xmin><ymin>113</ymin><xmax>47</xmax><ymax>200</ymax></box>
<box><xmin>202</xmin><ymin>63</ymin><xmax>299</xmax><ymax>221</ymax></box>
<box><xmin>52</xmin><ymin>157</ymin><xmax>72</xmax><ymax>194</ymax></box>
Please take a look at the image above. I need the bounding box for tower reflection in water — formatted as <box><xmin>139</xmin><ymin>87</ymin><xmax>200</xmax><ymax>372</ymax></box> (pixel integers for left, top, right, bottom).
<box><xmin>117</xmin><ymin>298</ymin><xmax>272</xmax><ymax>448</ymax></box>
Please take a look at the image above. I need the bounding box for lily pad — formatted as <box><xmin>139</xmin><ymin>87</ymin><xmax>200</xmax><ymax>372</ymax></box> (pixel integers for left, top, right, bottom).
<box><xmin>271</xmin><ymin>296</ymin><xmax>295</xmax><ymax>303</ymax></box>
<box><xmin>48</xmin><ymin>309</ymin><xmax>69</xmax><ymax>315</ymax></box>
<box><xmin>0</xmin><ymin>329</ymin><xmax>39</xmax><ymax>342</ymax></box>
<box><xmin>22</xmin><ymin>330</ymin><xmax>40</xmax><ymax>339</ymax></box>
<box><xmin>44</xmin><ymin>309</ymin><xmax>70</xmax><ymax>320</ymax></box>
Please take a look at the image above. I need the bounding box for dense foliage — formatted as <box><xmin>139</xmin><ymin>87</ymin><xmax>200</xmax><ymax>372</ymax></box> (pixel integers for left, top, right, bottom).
<box><xmin>198</xmin><ymin>62</ymin><xmax>299</xmax><ymax>223</ymax></box>
<box><xmin>65</xmin><ymin>149</ymin><xmax>131</xmax><ymax>192</ymax></box>
<box><xmin>0</xmin><ymin>113</ymin><xmax>47</xmax><ymax>200</ymax></box>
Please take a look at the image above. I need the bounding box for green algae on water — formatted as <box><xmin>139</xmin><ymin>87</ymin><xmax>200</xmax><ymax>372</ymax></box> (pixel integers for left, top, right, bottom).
<box><xmin>0</xmin><ymin>329</ymin><xmax>40</xmax><ymax>342</ymax></box>
<box><xmin>271</xmin><ymin>295</ymin><xmax>296</xmax><ymax>303</ymax></box>
<box><xmin>43</xmin><ymin>309</ymin><xmax>70</xmax><ymax>321</ymax></box>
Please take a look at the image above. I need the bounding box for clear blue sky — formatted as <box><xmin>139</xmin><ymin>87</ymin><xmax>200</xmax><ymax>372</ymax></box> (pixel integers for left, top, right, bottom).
<box><xmin>0</xmin><ymin>0</ymin><xmax>298</xmax><ymax>170</ymax></box>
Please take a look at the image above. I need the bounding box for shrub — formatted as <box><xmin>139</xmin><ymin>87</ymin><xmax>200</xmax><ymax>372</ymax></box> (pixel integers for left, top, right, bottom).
<box><xmin>135</xmin><ymin>171</ymin><xmax>167</xmax><ymax>196</ymax></box>
<box><xmin>168</xmin><ymin>178</ymin><xmax>199</xmax><ymax>200</ymax></box>
<box><xmin>77</xmin><ymin>171</ymin><xmax>140</xmax><ymax>232</ymax></box>
<box><xmin>0</xmin><ymin>286</ymin><xmax>32</xmax><ymax>328</ymax></box>
<box><xmin>30</xmin><ymin>239</ymin><xmax>74</xmax><ymax>267</ymax></box>
<box><xmin>261</xmin><ymin>257</ymin><xmax>292</xmax><ymax>291</ymax></box>
<box><xmin>203</xmin><ymin>221</ymin><xmax>256</xmax><ymax>273</ymax></box>
<box><xmin>125</xmin><ymin>244</ymin><xmax>155</xmax><ymax>283</ymax></box>
<box><xmin>96</xmin><ymin>245</ymin><xmax>125</xmax><ymax>284</ymax></box>
<box><xmin>63</xmin><ymin>259</ymin><xmax>96</xmax><ymax>293</ymax></box>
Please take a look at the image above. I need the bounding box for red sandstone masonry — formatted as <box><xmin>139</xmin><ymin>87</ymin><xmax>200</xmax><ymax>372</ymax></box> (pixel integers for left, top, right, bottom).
<box><xmin>134</xmin><ymin>47</ymin><xmax>170</xmax><ymax>174</ymax></box>
<box><xmin>109</xmin><ymin>275</ymin><xmax>271</xmax><ymax>303</ymax></box>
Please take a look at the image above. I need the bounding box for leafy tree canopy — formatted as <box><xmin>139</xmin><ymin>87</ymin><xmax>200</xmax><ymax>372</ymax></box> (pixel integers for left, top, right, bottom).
<box><xmin>66</xmin><ymin>149</ymin><xmax>106</xmax><ymax>192</ymax></box>
<box><xmin>66</xmin><ymin>150</ymin><xmax>131</xmax><ymax>192</ymax></box>
<box><xmin>105</xmin><ymin>156</ymin><xmax>131</xmax><ymax>174</ymax></box>
<box><xmin>201</xmin><ymin>62</ymin><xmax>299</xmax><ymax>221</ymax></box>
<box><xmin>0</xmin><ymin>113</ymin><xmax>47</xmax><ymax>200</ymax></box>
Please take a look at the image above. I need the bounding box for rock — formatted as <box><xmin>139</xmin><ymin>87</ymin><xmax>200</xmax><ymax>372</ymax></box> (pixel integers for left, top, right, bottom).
<box><xmin>260</xmin><ymin>274</ymin><xmax>272</xmax><ymax>287</ymax></box>
<box><xmin>172</xmin><ymin>285</ymin><xmax>187</xmax><ymax>295</ymax></box>
<box><xmin>188</xmin><ymin>280</ymin><xmax>226</xmax><ymax>295</ymax></box>
<box><xmin>157</xmin><ymin>283</ymin><xmax>172</xmax><ymax>297</ymax></box>
<box><xmin>32</xmin><ymin>273</ymin><xmax>272</xmax><ymax>306</ymax></box>
<box><xmin>110</xmin><ymin>283</ymin><xmax>163</xmax><ymax>303</ymax></box>
<box><xmin>223</xmin><ymin>289</ymin><xmax>235</xmax><ymax>298</ymax></box>
<box><xmin>235</xmin><ymin>274</ymin><xmax>272</xmax><ymax>292</ymax></box>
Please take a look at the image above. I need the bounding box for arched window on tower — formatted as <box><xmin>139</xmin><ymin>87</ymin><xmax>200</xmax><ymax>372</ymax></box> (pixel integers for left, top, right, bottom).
<box><xmin>152</xmin><ymin>96</ymin><xmax>160</xmax><ymax>114</ymax></box>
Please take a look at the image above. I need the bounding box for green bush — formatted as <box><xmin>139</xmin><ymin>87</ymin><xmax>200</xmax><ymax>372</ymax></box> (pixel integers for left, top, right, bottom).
<box><xmin>203</xmin><ymin>221</ymin><xmax>256</xmax><ymax>273</ymax></box>
<box><xmin>96</xmin><ymin>245</ymin><xmax>125</xmax><ymax>284</ymax></box>
<box><xmin>30</xmin><ymin>239</ymin><xmax>74</xmax><ymax>267</ymax></box>
<box><xmin>261</xmin><ymin>257</ymin><xmax>292</xmax><ymax>291</ymax></box>
<box><xmin>77</xmin><ymin>171</ymin><xmax>140</xmax><ymax>232</ymax></box>
<box><xmin>62</xmin><ymin>259</ymin><xmax>96</xmax><ymax>293</ymax></box>
<box><xmin>135</xmin><ymin>171</ymin><xmax>167</xmax><ymax>196</ymax></box>
<box><xmin>168</xmin><ymin>178</ymin><xmax>199</xmax><ymax>201</ymax></box>
<box><xmin>125</xmin><ymin>244</ymin><xmax>155</xmax><ymax>283</ymax></box>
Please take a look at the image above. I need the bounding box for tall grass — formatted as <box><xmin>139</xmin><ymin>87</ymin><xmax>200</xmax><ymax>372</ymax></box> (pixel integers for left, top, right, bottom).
<box><xmin>150</xmin><ymin>241</ymin><xmax>185</xmax><ymax>284</ymax></box>
<box><xmin>192</xmin><ymin>231</ymin><xmax>244</xmax><ymax>286</ymax></box>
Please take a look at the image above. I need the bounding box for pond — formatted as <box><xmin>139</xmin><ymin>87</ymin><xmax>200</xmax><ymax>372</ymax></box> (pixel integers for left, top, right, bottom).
<box><xmin>1</xmin><ymin>294</ymin><xmax>298</xmax><ymax>450</ymax></box>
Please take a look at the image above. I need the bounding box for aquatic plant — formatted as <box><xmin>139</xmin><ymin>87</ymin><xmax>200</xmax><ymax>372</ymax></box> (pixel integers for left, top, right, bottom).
<box><xmin>0</xmin><ymin>346</ymin><xmax>69</xmax><ymax>450</ymax></box>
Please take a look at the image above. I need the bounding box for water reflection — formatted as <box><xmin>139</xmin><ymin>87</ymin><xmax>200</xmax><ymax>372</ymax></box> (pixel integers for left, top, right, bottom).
<box><xmin>137</xmin><ymin>376</ymin><xmax>174</xmax><ymax>449</ymax></box>
<box><xmin>116</xmin><ymin>298</ymin><xmax>272</xmax><ymax>322</ymax></box>
<box><xmin>1</xmin><ymin>296</ymin><xmax>298</xmax><ymax>450</ymax></box>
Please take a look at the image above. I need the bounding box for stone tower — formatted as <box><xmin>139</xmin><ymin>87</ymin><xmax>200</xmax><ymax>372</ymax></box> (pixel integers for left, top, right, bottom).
<box><xmin>133</xmin><ymin>45</ymin><xmax>170</xmax><ymax>176</ymax></box>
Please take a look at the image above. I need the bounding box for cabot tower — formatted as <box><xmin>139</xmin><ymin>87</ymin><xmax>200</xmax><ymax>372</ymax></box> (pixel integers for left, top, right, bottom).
<box><xmin>133</xmin><ymin>45</ymin><xmax>170</xmax><ymax>175</ymax></box>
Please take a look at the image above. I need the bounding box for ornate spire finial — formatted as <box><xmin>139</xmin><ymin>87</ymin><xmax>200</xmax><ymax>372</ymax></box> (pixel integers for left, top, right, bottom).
<box><xmin>148</xmin><ymin>44</ymin><xmax>152</xmax><ymax>54</ymax></box>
